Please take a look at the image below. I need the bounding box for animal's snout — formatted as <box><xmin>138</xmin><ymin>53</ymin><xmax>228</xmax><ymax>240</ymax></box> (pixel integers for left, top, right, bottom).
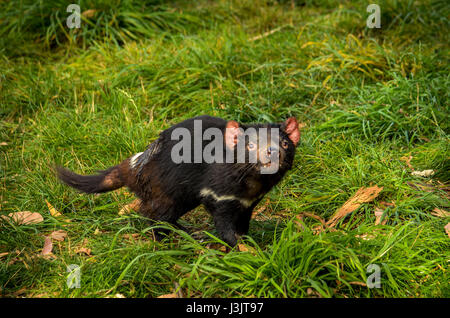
<box><xmin>266</xmin><ymin>146</ymin><xmax>278</xmax><ymax>156</ymax></box>
<box><xmin>262</xmin><ymin>146</ymin><xmax>279</xmax><ymax>164</ymax></box>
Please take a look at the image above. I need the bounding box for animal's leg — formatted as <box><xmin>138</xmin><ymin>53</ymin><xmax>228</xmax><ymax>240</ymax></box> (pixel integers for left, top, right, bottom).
<box><xmin>139</xmin><ymin>200</ymin><xmax>188</xmax><ymax>240</ymax></box>
<box><xmin>235</xmin><ymin>208</ymin><xmax>253</xmax><ymax>237</ymax></box>
<box><xmin>209</xmin><ymin>202</ymin><xmax>244</xmax><ymax>247</ymax></box>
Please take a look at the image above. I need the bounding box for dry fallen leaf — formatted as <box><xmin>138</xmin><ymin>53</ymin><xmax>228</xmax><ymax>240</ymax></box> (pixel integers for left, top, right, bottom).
<box><xmin>306</xmin><ymin>287</ymin><xmax>322</xmax><ymax>298</ymax></box>
<box><xmin>12</xmin><ymin>287</ymin><xmax>28</xmax><ymax>297</ymax></box>
<box><xmin>431</xmin><ymin>208</ymin><xmax>450</xmax><ymax>218</ymax></box>
<box><xmin>0</xmin><ymin>252</ymin><xmax>9</xmax><ymax>258</ymax></box>
<box><xmin>41</xmin><ymin>237</ymin><xmax>53</xmax><ymax>255</ymax></box>
<box><xmin>157</xmin><ymin>293</ymin><xmax>177</xmax><ymax>298</ymax></box>
<box><xmin>74</xmin><ymin>238</ymin><xmax>91</xmax><ymax>256</ymax></box>
<box><xmin>46</xmin><ymin>200</ymin><xmax>62</xmax><ymax>217</ymax></box>
<box><xmin>296</xmin><ymin>212</ymin><xmax>330</xmax><ymax>234</ymax></box>
<box><xmin>123</xmin><ymin>233</ymin><xmax>140</xmax><ymax>240</ymax></box>
<box><xmin>0</xmin><ymin>142</ymin><xmax>7</xmax><ymax>146</ymax></box>
<box><xmin>400</xmin><ymin>155</ymin><xmax>413</xmax><ymax>170</ymax></box>
<box><xmin>237</xmin><ymin>244</ymin><xmax>248</xmax><ymax>252</ymax></box>
<box><xmin>374</xmin><ymin>208</ymin><xmax>387</xmax><ymax>225</ymax></box>
<box><xmin>251</xmin><ymin>199</ymin><xmax>273</xmax><ymax>221</ymax></box>
<box><xmin>300</xmin><ymin>212</ymin><xmax>327</xmax><ymax>225</ymax></box>
<box><xmin>327</xmin><ymin>185</ymin><xmax>383</xmax><ymax>227</ymax></box>
<box><xmin>445</xmin><ymin>223</ymin><xmax>450</xmax><ymax>238</ymax></box>
<box><xmin>380</xmin><ymin>201</ymin><xmax>395</xmax><ymax>207</ymax></box>
<box><xmin>349</xmin><ymin>281</ymin><xmax>367</xmax><ymax>287</ymax></box>
<box><xmin>50</xmin><ymin>230</ymin><xmax>67</xmax><ymax>241</ymax></box>
<box><xmin>2</xmin><ymin>212</ymin><xmax>44</xmax><ymax>225</ymax></box>
<box><xmin>206</xmin><ymin>243</ymin><xmax>227</xmax><ymax>252</ymax></box>
<box><xmin>75</xmin><ymin>247</ymin><xmax>91</xmax><ymax>256</ymax></box>
<box><xmin>119</xmin><ymin>199</ymin><xmax>141</xmax><ymax>215</ymax></box>
<box><xmin>81</xmin><ymin>9</ymin><xmax>97</xmax><ymax>18</ymax></box>
<box><xmin>237</xmin><ymin>243</ymin><xmax>257</xmax><ymax>255</ymax></box>
<box><xmin>411</xmin><ymin>170</ymin><xmax>435</xmax><ymax>177</ymax></box>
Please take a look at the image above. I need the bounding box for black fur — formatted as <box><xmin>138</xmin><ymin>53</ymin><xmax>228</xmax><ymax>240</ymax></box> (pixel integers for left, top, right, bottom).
<box><xmin>56</xmin><ymin>166</ymin><xmax>121</xmax><ymax>193</ymax></box>
<box><xmin>57</xmin><ymin>115</ymin><xmax>299</xmax><ymax>246</ymax></box>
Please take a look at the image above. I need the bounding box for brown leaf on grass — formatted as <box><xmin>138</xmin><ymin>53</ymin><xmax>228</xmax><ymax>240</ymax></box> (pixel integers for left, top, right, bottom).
<box><xmin>327</xmin><ymin>185</ymin><xmax>383</xmax><ymax>228</ymax></box>
<box><xmin>237</xmin><ymin>243</ymin><xmax>256</xmax><ymax>254</ymax></box>
<box><xmin>306</xmin><ymin>288</ymin><xmax>322</xmax><ymax>298</ymax></box>
<box><xmin>123</xmin><ymin>233</ymin><xmax>141</xmax><ymax>240</ymax></box>
<box><xmin>2</xmin><ymin>212</ymin><xmax>43</xmax><ymax>225</ymax></box>
<box><xmin>50</xmin><ymin>230</ymin><xmax>67</xmax><ymax>241</ymax></box>
<box><xmin>400</xmin><ymin>155</ymin><xmax>413</xmax><ymax>170</ymax></box>
<box><xmin>81</xmin><ymin>9</ymin><xmax>97</xmax><ymax>18</ymax></box>
<box><xmin>431</xmin><ymin>208</ymin><xmax>450</xmax><ymax>218</ymax></box>
<box><xmin>118</xmin><ymin>199</ymin><xmax>141</xmax><ymax>216</ymax></box>
<box><xmin>445</xmin><ymin>223</ymin><xmax>450</xmax><ymax>238</ymax></box>
<box><xmin>296</xmin><ymin>212</ymin><xmax>330</xmax><ymax>234</ymax></box>
<box><xmin>61</xmin><ymin>218</ymin><xmax>72</xmax><ymax>225</ymax></box>
<box><xmin>0</xmin><ymin>252</ymin><xmax>9</xmax><ymax>258</ymax></box>
<box><xmin>73</xmin><ymin>238</ymin><xmax>92</xmax><ymax>256</ymax></box>
<box><xmin>205</xmin><ymin>243</ymin><xmax>227</xmax><ymax>252</ymax></box>
<box><xmin>75</xmin><ymin>247</ymin><xmax>91</xmax><ymax>256</ymax></box>
<box><xmin>251</xmin><ymin>199</ymin><xmax>271</xmax><ymax>220</ymax></box>
<box><xmin>12</xmin><ymin>287</ymin><xmax>28</xmax><ymax>297</ymax></box>
<box><xmin>374</xmin><ymin>208</ymin><xmax>387</xmax><ymax>225</ymax></box>
<box><xmin>31</xmin><ymin>292</ymin><xmax>59</xmax><ymax>298</ymax></box>
<box><xmin>379</xmin><ymin>201</ymin><xmax>395</xmax><ymax>207</ymax></box>
<box><xmin>0</xmin><ymin>142</ymin><xmax>7</xmax><ymax>146</ymax></box>
<box><xmin>41</xmin><ymin>237</ymin><xmax>53</xmax><ymax>255</ymax></box>
<box><xmin>300</xmin><ymin>212</ymin><xmax>327</xmax><ymax>225</ymax></box>
<box><xmin>349</xmin><ymin>281</ymin><xmax>367</xmax><ymax>287</ymax></box>
<box><xmin>45</xmin><ymin>200</ymin><xmax>62</xmax><ymax>217</ymax></box>
<box><xmin>157</xmin><ymin>293</ymin><xmax>177</xmax><ymax>298</ymax></box>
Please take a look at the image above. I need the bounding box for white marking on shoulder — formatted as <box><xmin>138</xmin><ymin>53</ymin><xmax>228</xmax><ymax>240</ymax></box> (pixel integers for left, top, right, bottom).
<box><xmin>129</xmin><ymin>152</ymin><xmax>143</xmax><ymax>169</ymax></box>
<box><xmin>200</xmin><ymin>188</ymin><xmax>254</xmax><ymax>208</ymax></box>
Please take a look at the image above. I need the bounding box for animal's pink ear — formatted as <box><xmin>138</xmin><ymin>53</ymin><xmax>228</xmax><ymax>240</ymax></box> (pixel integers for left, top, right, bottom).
<box><xmin>225</xmin><ymin>120</ymin><xmax>241</xmax><ymax>149</ymax></box>
<box><xmin>282</xmin><ymin>117</ymin><xmax>300</xmax><ymax>146</ymax></box>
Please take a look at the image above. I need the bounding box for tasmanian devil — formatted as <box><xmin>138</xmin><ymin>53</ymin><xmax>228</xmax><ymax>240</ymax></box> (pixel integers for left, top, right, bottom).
<box><xmin>57</xmin><ymin>115</ymin><xmax>300</xmax><ymax>246</ymax></box>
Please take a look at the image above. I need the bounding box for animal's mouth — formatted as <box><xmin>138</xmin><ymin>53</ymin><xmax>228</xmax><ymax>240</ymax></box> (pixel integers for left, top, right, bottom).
<box><xmin>260</xmin><ymin>161</ymin><xmax>280</xmax><ymax>169</ymax></box>
<box><xmin>258</xmin><ymin>161</ymin><xmax>280</xmax><ymax>174</ymax></box>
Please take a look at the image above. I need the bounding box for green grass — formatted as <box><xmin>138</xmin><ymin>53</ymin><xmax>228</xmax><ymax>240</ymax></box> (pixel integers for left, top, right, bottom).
<box><xmin>0</xmin><ymin>0</ymin><xmax>449</xmax><ymax>298</ymax></box>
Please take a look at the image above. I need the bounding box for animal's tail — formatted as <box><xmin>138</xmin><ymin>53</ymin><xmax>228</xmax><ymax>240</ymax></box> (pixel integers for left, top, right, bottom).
<box><xmin>56</xmin><ymin>161</ymin><xmax>129</xmax><ymax>194</ymax></box>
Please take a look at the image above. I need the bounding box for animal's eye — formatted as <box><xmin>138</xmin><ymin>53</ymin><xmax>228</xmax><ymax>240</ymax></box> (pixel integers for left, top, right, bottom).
<box><xmin>281</xmin><ymin>139</ymin><xmax>289</xmax><ymax>149</ymax></box>
<box><xmin>247</xmin><ymin>142</ymin><xmax>256</xmax><ymax>150</ymax></box>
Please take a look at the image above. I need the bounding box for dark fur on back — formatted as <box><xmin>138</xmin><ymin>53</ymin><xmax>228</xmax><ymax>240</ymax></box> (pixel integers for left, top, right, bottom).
<box><xmin>57</xmin><ymin>115</ymin><xmax>300</xmax><ymax>246</ymax></box>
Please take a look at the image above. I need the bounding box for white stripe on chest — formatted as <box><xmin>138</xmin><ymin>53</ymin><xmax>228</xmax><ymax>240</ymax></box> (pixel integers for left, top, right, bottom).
<box><xmin>200</xmin><ymin>188</ymin><xmax>255</xmax><ymax>208</ymax></box>
<box><xmin>129</xmin><ymin>152</ymin><xmax>143</xmax><ymax>169</ymax></box>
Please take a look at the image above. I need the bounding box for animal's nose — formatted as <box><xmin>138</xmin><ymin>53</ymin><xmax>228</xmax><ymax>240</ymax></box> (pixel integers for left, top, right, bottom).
<box><xmin>267</xmin><ymin>146</ymin><xmax>278</xmax><ymax>156</ymax></box>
